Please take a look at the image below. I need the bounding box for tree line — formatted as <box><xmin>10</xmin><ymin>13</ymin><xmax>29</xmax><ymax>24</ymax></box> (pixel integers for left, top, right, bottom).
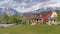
<box><xmin>0</xmin><ymin>13</ymin><xmax>26</xmax><ymax>24</ymax></box>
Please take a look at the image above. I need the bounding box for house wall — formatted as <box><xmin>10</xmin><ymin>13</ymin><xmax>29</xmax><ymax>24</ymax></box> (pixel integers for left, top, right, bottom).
<box><xmin>50</xmin><ymin>11</ymin><xmax>57</xmax><ymax>17</ymax></box>
<box><xmin>47</xmin><ymin>11</ymin><xmax>58</xmax><ymax>25</ymax></box>
<box><xmin>24</xmin><ymin>11</ymin><xmax>58</xmax><ymax>25</ymax></box>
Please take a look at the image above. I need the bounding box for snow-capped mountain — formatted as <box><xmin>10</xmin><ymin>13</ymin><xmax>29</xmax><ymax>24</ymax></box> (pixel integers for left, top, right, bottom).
<box><xmin>0</xmin><ymin>0</ymin><xmax>60</xmax><ymax>15</ymax></box>
<box><xmin>0</xmin><ymin>7</ymin><xmax>23</xmax><ymax>16</ymax></box>
<box><xmin>12</xmin><ymin>0</ymin><xmax>60</xmax><ymax>13</ymax></box>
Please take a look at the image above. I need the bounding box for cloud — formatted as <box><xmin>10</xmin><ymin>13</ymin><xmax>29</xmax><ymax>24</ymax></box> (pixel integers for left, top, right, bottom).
<box><xmin>0</xmin><ymin>0</ymin><xmax>4</xmax><ymax>1</ymax></box>
<box><xmin>13</xmin><ymin>3</ymin><xmax>42</xmax><ymax>12</ymax></box>
<box><xmin>47</xmin><ymin>3</ymin><xmax>60</xmax><ymax>7</ymax></box>
<box><xmin>13</xmin><ymin>0</ymin><xmax>24</xmax><ymax>3</ymax></box>
<box><xmin>0</xmin><ymin>0</ymin><xmax>8</xmax><ymax>4</ymax></box>
<box><xmin>11</xmin><ymin>0</ymin><xmax>58</xmax><ymax>12</ymax></box>
<box><xmin>0</xmin><ymin>0</ymin><xmax>60</xmax><ymax>12</ymax></box>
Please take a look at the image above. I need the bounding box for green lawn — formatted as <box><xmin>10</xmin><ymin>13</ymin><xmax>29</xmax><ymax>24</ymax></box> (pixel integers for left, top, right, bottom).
<box><xmin>0</xmin><ymin>24</ymin><xmax>60</xmax><ymax>34</ymax></box>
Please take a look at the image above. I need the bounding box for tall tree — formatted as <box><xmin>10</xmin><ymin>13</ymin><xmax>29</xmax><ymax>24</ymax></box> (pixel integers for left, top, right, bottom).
<box><xmin>9</xmin><ymin>16</ymin><xmax>17</xmax><ymax>23</ymax></box>
<box><xmin>8</xmin><ymin>14</ymin><xmax>23</xmax><ymax>23</ymax></box>
<box><xmin>1</xmin><ymin>13</ymin><xmax>9</xmax><ymax>24</ymax></box>
<box><xmin>56</xmin><ymin>12</ymin><xmax>60</xmax><ymax>22</ymax></box>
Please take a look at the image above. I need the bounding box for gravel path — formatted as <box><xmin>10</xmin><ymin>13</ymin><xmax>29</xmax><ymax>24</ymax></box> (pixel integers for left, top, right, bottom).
<box><xmin>0</xmin><ymin>24</ymin><xmax>15</xmax><ymax>27</ymax></box>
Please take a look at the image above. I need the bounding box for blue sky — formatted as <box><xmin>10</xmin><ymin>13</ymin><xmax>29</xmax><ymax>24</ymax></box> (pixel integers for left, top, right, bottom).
<box><xmin>0</xmin><ymin>0</ymin><xmax>60</xmax><ymax>12</ymax></box>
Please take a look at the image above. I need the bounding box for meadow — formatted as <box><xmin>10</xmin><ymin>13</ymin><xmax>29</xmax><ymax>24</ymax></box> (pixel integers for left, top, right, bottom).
<box><xmin>0</xmin><ymin>24</ymin><xmax>60</xmax><ymax>34</ymax></box>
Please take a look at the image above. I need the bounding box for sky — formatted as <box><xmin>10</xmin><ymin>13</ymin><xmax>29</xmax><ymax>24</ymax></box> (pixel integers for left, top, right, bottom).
<box><xmin>0</xmin><ymin>0</ymin><xmax>60</xmax><ymax>12</ymax></box>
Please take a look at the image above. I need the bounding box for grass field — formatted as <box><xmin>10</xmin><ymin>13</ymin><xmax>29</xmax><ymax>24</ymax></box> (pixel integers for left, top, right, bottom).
<box><xmin>0</xmin><ymin>24</ymin><xmax>60</xmax><ymax>34</ymax></box>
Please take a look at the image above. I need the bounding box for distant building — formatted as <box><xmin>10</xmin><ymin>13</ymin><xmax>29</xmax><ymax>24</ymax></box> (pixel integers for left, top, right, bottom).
<box><xmin>23</xmin><ymin>11</ymin><xmax>57</xmax><ymax>25</ymax></box>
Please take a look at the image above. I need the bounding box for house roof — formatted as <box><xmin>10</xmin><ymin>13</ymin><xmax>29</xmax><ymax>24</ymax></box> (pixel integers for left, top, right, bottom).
<box><xmin>23</xmin><ymin>13</ymin><xmax>33</xmax><ymax>19</ymax></box>
<box><xmin>23</xmin><ymin>11</ymin><xmax>53</xmax><ymax>19</ymax></box>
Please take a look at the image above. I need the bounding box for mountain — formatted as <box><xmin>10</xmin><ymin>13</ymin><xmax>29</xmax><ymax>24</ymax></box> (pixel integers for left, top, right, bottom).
<box><xmin>0</xmin><ymin>8</ymin><xmax>2</xmax><ymax>16</ymax></box>
<box><xmin>25</xmin><ymin>7</ymin><xmax>60</xmax><ymax>13</ymax></box>
<box><xmin>12</xmin><ymin>0</ymin><xmax>60</xmax><ymax>13</ymax></box>
<box><xmin>0</xmin><ymin>7</ymin><xmax>23</xmax><ymax>16</ymax></box>
<box><xmin>7</xmin><ymin>7</ymin><xmax>23</xmax><ymax>16</ymax></box>
<box><xmin>0</xmin><ymin>0</ymin><xmax>60</xmax><ymax>15</ymax></box>
<box><xmin>0</xmin><ymin>0</ymin><xmax>60</xmax><ymax>12</ymax></box>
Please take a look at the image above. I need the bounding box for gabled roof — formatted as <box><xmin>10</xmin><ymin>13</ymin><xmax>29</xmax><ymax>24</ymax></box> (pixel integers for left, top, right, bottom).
<box><xmin>23</xmin><ymin>11</ymin><xmax>53</xmax><ymax>19</ymax></box>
